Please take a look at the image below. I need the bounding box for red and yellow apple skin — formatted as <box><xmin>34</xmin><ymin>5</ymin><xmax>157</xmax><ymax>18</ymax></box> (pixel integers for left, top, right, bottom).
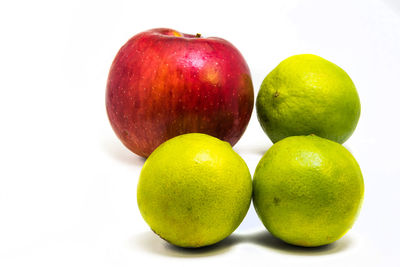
<box><xmin>106</xmin><ymin>28</ymin><xmax>254</xmax><ymax>157</ymax></box>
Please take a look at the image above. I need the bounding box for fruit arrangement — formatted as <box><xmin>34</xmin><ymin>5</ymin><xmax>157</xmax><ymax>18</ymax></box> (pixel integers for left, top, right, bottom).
<box><xmin>106</xmin><ymin>28</ymin><xmax>364</xmax><ymax>249</ymax></box>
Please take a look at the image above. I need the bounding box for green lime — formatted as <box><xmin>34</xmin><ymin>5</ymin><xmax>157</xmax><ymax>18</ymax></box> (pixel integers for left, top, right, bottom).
<box><xmin>253</xmin><ymin>135</ymin><xmax>364</xmax><ymax>247</ymax></box>
<box><xmin>137</xmin><ymin>133</ymin><xmax>252</xmax><ymax>248</ymax></box>
<box><xmin>256</xmin><ymin>54</ymin><xmax>361</xmax><ymax>144</ymax></box>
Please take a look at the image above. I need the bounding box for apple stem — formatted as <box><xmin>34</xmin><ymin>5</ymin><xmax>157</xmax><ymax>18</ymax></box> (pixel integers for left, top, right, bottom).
<box><xmin>196</xmin><ymin>33</ymin><xmax>201</xmax><ymax>38</ymax></box>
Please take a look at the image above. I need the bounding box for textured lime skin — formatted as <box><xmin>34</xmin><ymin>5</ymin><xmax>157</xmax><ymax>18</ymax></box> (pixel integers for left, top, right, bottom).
<box><xmin>137</xmin><ymin>133</ymin><xmax>252</xmax><ymax>248</ymax></box>
<box><xmin>253</xmin><ymin>135</ymin><xmax>364</xmax><ymax>247</ymax></box>
<box><xmin>256</xmin><ymin>54</ymin><xmax>361</xmax><ymax>144</ymax></box>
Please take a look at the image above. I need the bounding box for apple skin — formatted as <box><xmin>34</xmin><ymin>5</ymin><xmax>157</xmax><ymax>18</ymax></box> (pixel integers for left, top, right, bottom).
<box><xmin>106</xmin><ymin>28</ymin><xmax>254</xmax><ymax>157</ymax></box>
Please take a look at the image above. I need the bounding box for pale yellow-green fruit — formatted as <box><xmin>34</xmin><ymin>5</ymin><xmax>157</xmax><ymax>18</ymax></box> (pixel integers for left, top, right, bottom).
<box><xmin>137</xmin><ymin>133</ymin><xmax>252</xmax><ymax>248</ymax></box>
<box><xmin>253</xmin><ymin>135</ymin><xmax>364</xmax><ymax>247</ymax></box>
<box><xmin>256</xmin><ymin>54</ymin><xmax>361</xmax><ymax>144</ymax></box>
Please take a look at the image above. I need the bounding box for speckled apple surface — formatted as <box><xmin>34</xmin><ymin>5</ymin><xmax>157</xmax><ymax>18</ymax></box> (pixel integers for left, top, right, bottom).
<box><xmin>106</xmin><ymin>28</ymin><xmax>254</xmax><ymax>157</ymax></box>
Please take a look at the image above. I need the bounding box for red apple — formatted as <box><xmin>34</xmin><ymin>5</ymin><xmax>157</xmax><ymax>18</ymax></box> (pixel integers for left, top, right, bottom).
<box><xmin>106</xmin><ymin>28</ymin><xmax>254</xmax><ymax>157</ymax></box>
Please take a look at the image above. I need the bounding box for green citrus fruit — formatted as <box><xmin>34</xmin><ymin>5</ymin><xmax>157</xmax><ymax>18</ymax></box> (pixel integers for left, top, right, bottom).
<box><xmin>256</xmin><ymin>54</ymin><xmax>361</xmax><ymax>144</ymax></box>
<box><xmin>253</xmin><ymin>135</ymin><xmax>364</xmax><ymax>247</ymax></box>
<box><xmin>137</xmin><ymin>133</ymin><xmax>252</xmax><ymax>248</ymax></box>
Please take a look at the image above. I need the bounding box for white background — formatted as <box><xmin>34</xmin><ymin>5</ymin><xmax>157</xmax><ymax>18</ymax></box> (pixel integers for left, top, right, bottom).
<box><xmin>0</xmin><ymin>0</ymin><xmax>399</xmax><ymax>266</ymax></box>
